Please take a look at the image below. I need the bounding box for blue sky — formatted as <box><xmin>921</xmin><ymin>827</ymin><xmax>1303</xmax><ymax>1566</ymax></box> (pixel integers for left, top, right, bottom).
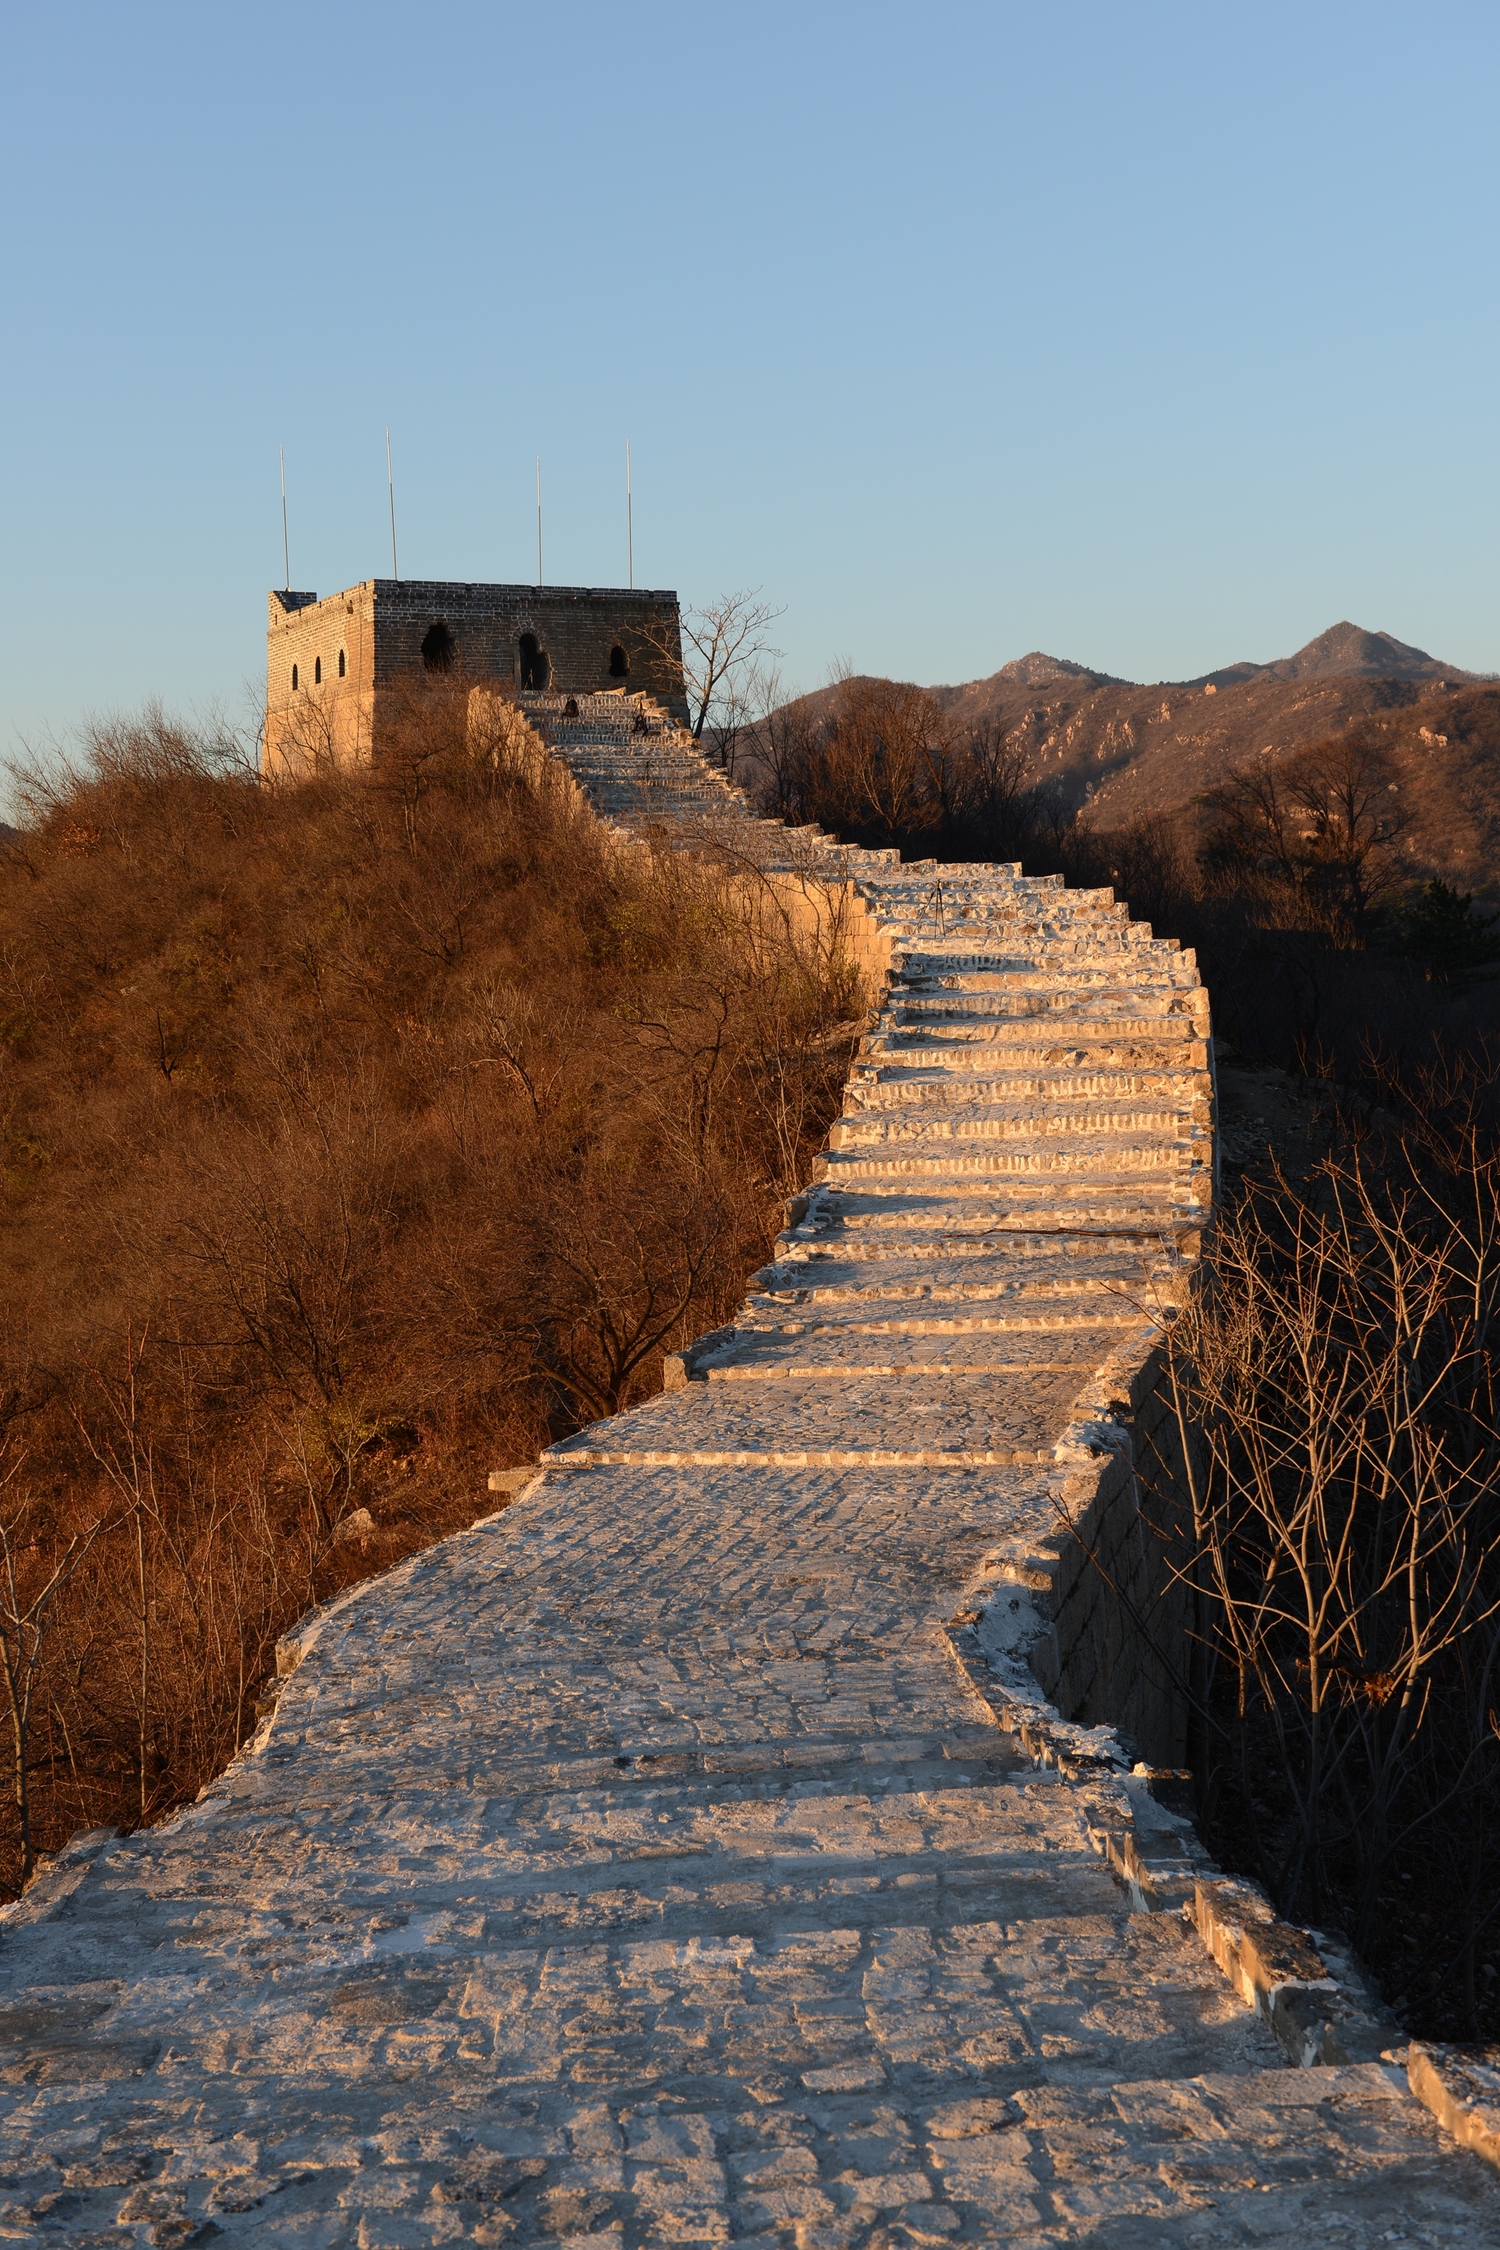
<box><xmin>2</xmin><ymin>1</ymin><xmax>1496</xmax><ymax>756</ymax></box>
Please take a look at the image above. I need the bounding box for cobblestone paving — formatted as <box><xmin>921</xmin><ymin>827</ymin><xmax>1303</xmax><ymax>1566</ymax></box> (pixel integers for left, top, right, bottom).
<box><xmin>3</xmin><ymin>697</ymin><xmax>1498</xmax><ymax>2243</ymax></box>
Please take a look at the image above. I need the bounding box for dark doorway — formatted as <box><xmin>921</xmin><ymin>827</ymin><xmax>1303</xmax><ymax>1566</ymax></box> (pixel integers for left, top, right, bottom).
<box><xmin>421</xmin><ymin>621</ymin><xmax>456</xmax><ymax>672</ymax></box>
<box><xmin>518</xmin><ymin>633</ymin><xmax>550</xmax><ymax>690</ymax></box>
<box><xmin>609</xmin><ymin>643</ymin><xmax>629</xmax><ymax>679</ymax></box>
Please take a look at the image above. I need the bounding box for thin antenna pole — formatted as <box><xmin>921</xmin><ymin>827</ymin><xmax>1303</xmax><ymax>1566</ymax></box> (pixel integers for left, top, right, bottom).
<box><xmin>626</xmin><ymin>439</ymin><xmax>633</xmax><ymax>590</ymax></box>
<box><xmin>386</xmin><ymin>426</ymin><xmax>399</xmax><ymax>580</ymax></box>
<box><xmin>536</xmin><ymin>456</ymin><xmax>542</xmax><ymax>588</ymax></box>
<box><xmin>279</xmin><ymin>445</ymin><xmax>290</xmax><ymax>591</ymax></box>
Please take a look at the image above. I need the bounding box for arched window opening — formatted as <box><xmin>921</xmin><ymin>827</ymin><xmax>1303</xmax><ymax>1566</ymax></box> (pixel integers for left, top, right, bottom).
<box><xmin>518</xmin><ymin>632</ymin><xmax>550</xmax><ymax>691</ymax></box>
<box><xmin>291</xmin><ymin>663</ymin><xmax>299</xmax><ymax>691</ymax></box>
<box><xmin>564</xmin><ymin>696</ymin><xmax>579</xmax><ymax>717</ymax></box>
<box><xmin>338</xmin><ymin>648</ymin><xmax>346</xmax><ymax>678</ymax></box>
<box><xmin>421</xmin><ymin>620</ymin><xmax>456</xmax><ymax>673</ymax></box>
<box><xmin>609</xmin><ymin>643</ymin><xmax>629</xmax><ymax>679</ymax></box>
<box><xmin>314</xmin><ymin>656</ymin><xmax>322</xmax><ymax>685</ymax></box>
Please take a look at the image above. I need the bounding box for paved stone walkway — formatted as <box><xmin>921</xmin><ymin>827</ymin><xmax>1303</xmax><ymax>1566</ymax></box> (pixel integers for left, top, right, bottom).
<box><xmin>3</xmin><ymin>695</ymin><xmax>1498</xmax><ymax>2244</ymax></box>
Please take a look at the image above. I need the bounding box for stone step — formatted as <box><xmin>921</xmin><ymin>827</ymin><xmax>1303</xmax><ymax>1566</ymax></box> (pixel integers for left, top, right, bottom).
<box><xmin>775</xmin><ymin>1220</ymin><xmax>1178</xmax><ymax>1259</ymax></box>
<box><xmin>880</xmin><ymin>915</ymin><xmax>1137</xmax><ymax>938</ymax></box>
<box><xmin>876</xmin><ymin>1015</ymin><xmax>1206</xmax><ymax>1046</ymax></box>
<box><xmin>895</xmin><ymin>955</ymin><xmax>1181</xmax><ymax>982</ymax></box>
<box><xmin>589</xmin><ymin>783</ymin><xmax>742</xmax><ymax>805</ymax></box>
<box><xmin>885</xmin><ymin>1009</ymin><xmax>1201</xmax><ymax>1038</ymax></box>
<box><xmin>13</xmin><ymin>1916</ymin><xmax>1376</xmax><ymax>2248</ymax></box>
<box><xmin>809</xmin><ymin>1186</ymin><xmax>1206</xmax><ymax>1227</ymax></box>
<box><xmin>768</xmin><ymin>1244</ymin><xmax>1182</xmax><ymax>1278</ymax></box>
<box><xmin>745</xmin><ymin>1295</ymin><xmax>1154</xmax><ymax>1335</ymax></box>
<box><xmin>818</xmin><ymin>1140</ymin><xmax>1204</xmax><ymax>1181</ymax></box>
<box><xmin>829</xmin><ymin>1105</ymin><xmax>1200</xmax><ymax>1149</ymax></box>
<box><xmin>823</xmin><ymin>1170</ymin><xmax>1206</xmax><ymax>1201</ymax></box>
<box><xmin>885</xmin><ymin>926</ymin><xmax>1175</xmax><ymax>949</ymax></box>
<box><xmin>816</xmin><ymin>1193</ymin><xmax>1194</xmax><ymax>1242</ymax></box>
<box><xmin>849</xmin><ymin>1067</ymin><xmax>1208</xmax><ymax>1108</ymax></box>
<box><xmin>863</xmin><ymin>1037</ymin><xmax>1209</xmax><ymax>1072</ymax></box>
<box><xmin>740</xmin><ymin>1293</ymin><xmax>1144</xmax><ymax>1331</ymax></box>
<box><xmin>791</xmin><ymin>1210</ymin><xmax>1206</xmax><ymax>1245</ymax></box>
<box><xmin>888</xmin><ymin>992</ymin><xmax>1196</xmax><ymax>1024</ymax></box>
<box><xmin>892</xmin><ymin>941</ymin><xmax>1187</xmax><ymax>964</ymax></box>
<box><xmin>740</xmin><ymin>1306</ymin><xmax>1155</xmax><ymax>1349</ymax></box>
<box><xmin>569</xmin><ymin>761</ymin><xmax>735</xmax><ymax>782</ymax></box>
<box><xmin>702</xmin><ymin>1334</ymin><xmax>1123</xmax><ymax>1378</ymax></box>
<box><xmin>797</xmin><ymin>1241</ymin><xmax>1189</xmax><ymax>1282</ymax></box>
<box><xmin>543</xmin><ymin>1372</ymin><xmax>1089</xmax><ymax>1467</ymax></box>
<box><xmin>755</xmin><ymin>1265</ymin><xmax>1165</xmax><ymax>1303</ymax></box>
<box><xmin>176</xmin><ymin>1901</ymin><xmax>1275</xmax><ymax>2104</ymax></box>
<box><xmin>566</xmin><ymin>756</ymin><xmax>722</xmax><ymax>776</ymax></box>
<box><xmin>764</xmin><ymin>1255</ymin><xmax>1184</xmax><ymax>1290</ymax></box>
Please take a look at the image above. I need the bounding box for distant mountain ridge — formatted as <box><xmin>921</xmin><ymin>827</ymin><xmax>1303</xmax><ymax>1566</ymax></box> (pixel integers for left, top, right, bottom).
<box><xmin>748</xmin><ymin>622</ymin><xmax>1500</xmax><ymax>891</ymax></box>
<box><xmin>940</xmin><ymin>622</ymin><xmax>1476</xmax><ymax>703</ymax></box>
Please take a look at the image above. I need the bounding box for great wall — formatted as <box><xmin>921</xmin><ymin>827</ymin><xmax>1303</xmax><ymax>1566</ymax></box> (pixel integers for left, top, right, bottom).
<box><xmin>3</xmin><ymin>688</ymin><xmax>1500</xmax><ymax>2245</ymax></box>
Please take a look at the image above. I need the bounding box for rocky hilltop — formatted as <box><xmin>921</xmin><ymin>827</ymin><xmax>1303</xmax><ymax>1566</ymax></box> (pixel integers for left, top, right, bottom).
<box><xmin>1190</xmin><ymin>620</ymin><xmax>1468</xmax><ymax>689</ymax></box>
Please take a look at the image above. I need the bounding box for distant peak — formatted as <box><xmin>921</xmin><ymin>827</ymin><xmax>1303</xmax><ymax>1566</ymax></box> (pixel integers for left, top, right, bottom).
<box><xmin>992</xmin><ymin>651</ymin><xmax>1126</xmax><ymax>689</ymax></box>
<box><xmin>1274</xmin><ymin>622</ymin><xmax>1444</xmax><ymax>679</ymax></box>
<box><xmin>1191</xmin><ymin>621</ymin><xmax>1466</xmax><ymax>689</ymax></box>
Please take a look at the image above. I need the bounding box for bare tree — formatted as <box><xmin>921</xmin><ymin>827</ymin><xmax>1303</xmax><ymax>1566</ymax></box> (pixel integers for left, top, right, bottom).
<box><xmin>822</xmin><ymin>671</ymin><xmax>954</xmax><ymax>843</ymax></box>
<box><xmin>957</xmin><ymin>719</ymin><xmax>1036</xmax><ymax>861</ymax></box>
<box><xmin>1154</xmin><ymin>1127</ymin><xmax>1500</xmax><ymax>1961</ymax></box>
<box><xmin>0</xmin><ymin>1455</ymin><xmax>110</xmax><ymax>1882</ymax></box>
<box><xmin>1201</xmin><ymin>733</ymin><xmax>1408</xmax><ymax>940</ymax></box>
<box><xmin>742</xmin><ymin>675</ymin><xmax>821</xmax><ymax>823</ymax></box>
<box><xmin>642</xmin><ymin>590</ymin><xmax>785</xmax><ymax>741</ymax></box>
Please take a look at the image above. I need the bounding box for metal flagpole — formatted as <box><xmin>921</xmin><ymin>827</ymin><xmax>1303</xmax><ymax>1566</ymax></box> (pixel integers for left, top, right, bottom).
<box><xmin>279</xmin><ymin>446</ymin><xmax>290</xmax><ymax>591</ymax></box>
<box><xmin>536</xmin><ymin>457</ymin><xmax>543</xmax><ymax>587</ymax></box>
<box><xmin>626</xmin><ymin>439</ymin><xmax>633</xmax><ymax>590</ymax></box>
<box><xmin>386</xmin><ymin>427</ymin><xmax>399</xmax><ymax>580</ymax></box>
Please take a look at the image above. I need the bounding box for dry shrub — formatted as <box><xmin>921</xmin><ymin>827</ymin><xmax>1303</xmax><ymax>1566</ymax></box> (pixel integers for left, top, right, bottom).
<box><xmin>0</xmin><ymin>688</ymin><xmax>860</xmax><ymax>1890</ymax></box>
<box><xmin>1153</xmin><ymin>1066</ymin><xmax>1500</xmax><ymax>2036</ymax></box>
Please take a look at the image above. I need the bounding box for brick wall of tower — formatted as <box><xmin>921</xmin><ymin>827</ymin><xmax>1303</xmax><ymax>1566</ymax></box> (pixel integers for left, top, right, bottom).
<box><xmin>265</xmin><ymin>581</ymin><xmax>687</xmax><ymax>776</ymax></box>
<box><xmin>265</xmin><ymin>587</ymin><xmax>377</xmax><ymax>775</ymax></box>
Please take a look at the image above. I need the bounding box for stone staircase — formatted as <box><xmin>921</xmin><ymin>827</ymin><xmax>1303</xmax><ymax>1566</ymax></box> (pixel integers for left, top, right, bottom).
<box><xmin>1</xmin><ymin>696</ymin><xmax>1497</xmax><ymax>2243</ymax></box>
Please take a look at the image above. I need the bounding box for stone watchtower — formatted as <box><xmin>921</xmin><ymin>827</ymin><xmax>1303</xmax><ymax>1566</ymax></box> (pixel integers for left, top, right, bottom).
<box><xmin>264</xmin><ymin>580</ymin><xmax>687</xmax><ymax>774</ymax></box>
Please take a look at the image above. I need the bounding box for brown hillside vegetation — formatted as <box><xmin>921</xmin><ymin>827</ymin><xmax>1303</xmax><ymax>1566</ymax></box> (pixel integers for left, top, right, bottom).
<box><xmin>0</xmin><ymin>694</ymin><xmax>858</xmax><ymax>1893</ymax></box>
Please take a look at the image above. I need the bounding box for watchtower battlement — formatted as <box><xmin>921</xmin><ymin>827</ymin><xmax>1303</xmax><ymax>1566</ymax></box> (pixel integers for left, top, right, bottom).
<box><xmin>264</xmin><ymin>579</ymin><xmax>686</xmax><ymax>774</ymax></box>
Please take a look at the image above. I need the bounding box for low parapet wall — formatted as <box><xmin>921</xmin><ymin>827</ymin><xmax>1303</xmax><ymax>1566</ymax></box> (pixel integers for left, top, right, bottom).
<box><xmin>1023</xmin><ymin>1378</ymin><xmax>1195</xmax><ymax>1771</ymax></box>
